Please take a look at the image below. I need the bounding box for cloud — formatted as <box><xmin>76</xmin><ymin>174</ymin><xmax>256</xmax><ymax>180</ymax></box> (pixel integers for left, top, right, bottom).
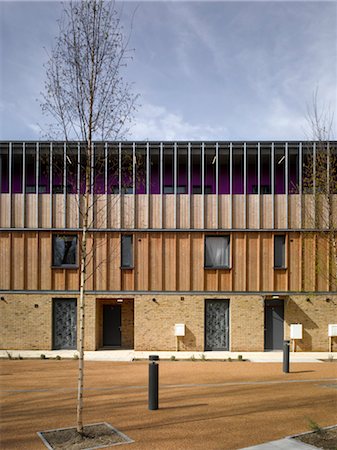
<box><xmin>130</xmin><ymin>103</ymin><xmax>227</xmax><ymax>141</ymax></box>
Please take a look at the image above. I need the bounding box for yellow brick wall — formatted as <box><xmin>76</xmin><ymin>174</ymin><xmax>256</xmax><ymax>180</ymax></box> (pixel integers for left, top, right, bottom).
<box><xmin>1</xmin><ymin>293</ymin><xmax>336</xmax><ymax>352</ymax></box>
<box><xmin>230</xmin><ymin>296</ymin><xmax>265</xmax><ymax>351</ymax></box>
<box><xmin>285</xmin><ymin>295</ymin><xmax>337</xmax><ymax>352</ymax></box>
<box><xmin>1</xmin><ymin>294</ymin><xmax>55</xmax><ymax>350</ymax></box>
<box><xmin>134</xmin><ymin>295</ymin><xmax>205</xmax><ymax>351</ymax></box>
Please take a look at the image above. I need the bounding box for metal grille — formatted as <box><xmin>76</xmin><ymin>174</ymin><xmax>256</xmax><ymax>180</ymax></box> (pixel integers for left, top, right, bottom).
<box><xmin>205</xmin><ymin>300</ymin><xmax>229</xmax><ymax>351</ymax></box>
<box><xmin>53</xmin><ymin>299</ymin><xmax>77</xmax><ymax>349</ymax></box>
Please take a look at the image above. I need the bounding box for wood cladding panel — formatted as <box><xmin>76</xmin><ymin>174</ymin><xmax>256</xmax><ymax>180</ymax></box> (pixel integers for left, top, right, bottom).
<box><xmin>1</xmin><ymin>193</ymin><xmax>337</xmax><ymax>231</ymax></box>
<box><xmin>149</xmin><ymin>234</ymin><xmax>163</xmax><ymax>290</ymax></box>
<box><xmin>275</xmin><ymin>195</ymin><xmax>287</xmax><ymax>229</ymax></box>
<box><xmin>40</xmin><ymin>195</ymin><xmax>51</xmax><ymax>228</ymax></box>
<box><xmin>316</xmin><ymin>234</ymin><xmax>329</xmax><ymax>292</ymax></box>
<box><xmin>218</xmin><ymin>270</ymin><xmax>232</xmax><ymax>291</ymax></box>
<box><xmin>274</xmin><ymin>270</ymin><xmax>287</xmax><ymax>291</ymax></box>
<box><xmin>85</xmin><ymin>235</ymin><xmax>94</xmax><ymax>291</ymax></box>
<box><xmin>163</xmin><ymin>196</ymin><xmax>175</xmax><ymax>229</ymax></box>
<box><xmin>261</xmin><ymin>195</ymin><xmax>273</xmax><ymax>229</ymax></box>
<box><xmin>247</xmin><ymin>195</ymin><xmax>259</xmax><ymax>229</ymax></box>
<box><xmin>232</xmin><ymin>233</ymin><xmax>246</xmax><ymax>291</ymax></box>
<box><xmin>108</xmin><ymin>234</ymin><xmax>121</xmax><ymax>291</ymax></box>
<box><xmin>11</xmin><ymin>233</ymin><xmax>25</xmax><ymax>289</ymax></box>
<box><xmin>136</xmin><ymin>195</ymin><xmax>149</xmax><ymax>229</ymax></box>
<box><xmin>67</xmin><ymin>194</ymin><xmax>80</xmax><ymax>228</ymax></box>
<box><xmin>233</xmin><ymin>195</ymin><xmax>245</xmax><ymax>229</ymax></box>
<box><xmin>0</xmin><ymin>195</ymin><xmax>10</xmax><ymax>227</ymax></box>
<box><xmin>316</xmin><ymin>194</ymin><xmax>329</xmax><ymax>230</ymax></box>
<box><xmin>53</xmin><ymin>195</ymin><xmax>64</xmax><ymax>228</ymax></box>
<box><xmin>12</xmin><ymin>194</ymin><xmax>24</xmax><ymax>227</ymax></box>
<box><xmin>39</xmin><ymin>234</ymin><xmax>52</xmax><ymax>290</ymax></box>
<box><xmin>26</xmin><ymin>195</ymin><xmax>37</xmax><ymax>228</ymax></box>
<box><xmin>204</xmin><ymin>270</ymin><xmax>218</xmax><ymax>291</ymax></box>
<box><xmin>177</xmin><ymin>195</ymin><xmax>189</xmax><ymax>229</ymax></box>
<box><xmin>302</xmin><ymin>234</ymin><xmax>316</xmax><ymax>291</ymax></box>
<box><xmin>0</xmin><ymin>232</ymin><xmax>11</xmax><ymax>289</ymax></box>
<box><xmin>190</xmin><ymin>234</ymin><xmax>203</xmax><ymax>291</ymax></box>
<box><xmin>1</xmin><ymin>230</ymin><xmax>335</xmax><ymax>293</ymax></box>
<box><xmin>260</xmin><ymin>232</ymin><xmax>273</xmax><ymax>291</ymax></box>
<box><xmin>219</xmin><ymin>195</ymin><xmax>231</xmax><ymax>229</ymax></box>
<box><xmin>191</xmin><ymin>195</ymin><xmax>203</xmax><ymax>229</ymax></box>
<box><xmin>176</xmin><ymin>233</ymin><xmax>191</xmax><ymax>291</ymax></box>
<box><xmin>135</xmin><ymin>233</ymin><xmax>149</xmax><ymax>290</ymax></box>
<box><xmin>25</xmin><ymin>233</ymin><xmax>38</xmax><ymax>290</ymax></box>
<box><xmin>150</xmin><ymin>195</ymin><xmax>162</xmax><ymax>229</ymax></box>
<box><xmin>247</xmin><ymin>234</ymin><xmax>259</xmax><ymax>291</ymax></box>
<box><xmin>122</xmin><ymin>195</ymin><xmax>134</xmax><ymax>229</ymax></box>
<box><xmin>205</xmin><ymin>195</ymin><xmax>217</xmax><ymax>229</ymax></box>
<box><xmin>288</xmin><ymin>233</ymin><xmax>301</xmax><ymax>291</ymax></box>
<box><xmin>302</xmin><ymin>195</ymin><xmax>315</xmax><ymax>229</ymax></box>
<box><xmin>94</xmin><ymin>233</ymin><xmax>107</xmax><ymax>291</ymax></box>
<box><xmin>108</xmin><ymin>195</ymin><xmax>121</xmax><ymax>229</ymax></box>
<box><xmin>163</xmin><ymin>233</ymin><xmax>176</xmax><ymax>290</ymax></box>
<box><xmin>289</xmin><ymin>195</ymin><xmax>301</xmax><ymax>229</ymax></box>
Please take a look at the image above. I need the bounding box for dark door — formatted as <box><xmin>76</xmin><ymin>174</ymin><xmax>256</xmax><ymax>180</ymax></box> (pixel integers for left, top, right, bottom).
<box><xmin>103</xmin><ymin>305</ymin><xmax>121</xmax><ymax>346</ymax></box>
<box><xmin>53</xmin><ymin>299</ymin><xmax>77</xmax><ymax>349</ymax></box>
<box><xmin>205</xmin><ymin>299</ymin><xmax>229</xmax><ymax>351</ymax></box>
<box><xmin>264</xmin><ymin>300</ymin><xmax>284</xmax><ymax>350</ymax></box>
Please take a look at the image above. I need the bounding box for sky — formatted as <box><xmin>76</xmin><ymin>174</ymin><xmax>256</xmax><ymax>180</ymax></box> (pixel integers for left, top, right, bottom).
<box><xmin>0</xmin><ymin>0</ymin><xmax>336</xmax><ymax>141</ymax></box>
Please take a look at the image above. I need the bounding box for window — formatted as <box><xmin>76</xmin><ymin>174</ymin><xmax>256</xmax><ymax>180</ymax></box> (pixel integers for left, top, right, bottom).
<box><xmin>274</xmin><ymin>235</ymin><xmax>286</xmax><ymax>268</ymax></box>
<box><xmin>53</xmin><ymin>235</ymin><xmax>77</xmax><ymax>267</ymax></box>
<box><xmin>121</xmin><ymin>235</ymin><xmax>133</xmax><ymax>268</ymax></box>
<box><xmin>205</xmin><ymin>236</ymin><xmax>230</xmax><ymax>268</ymax></box>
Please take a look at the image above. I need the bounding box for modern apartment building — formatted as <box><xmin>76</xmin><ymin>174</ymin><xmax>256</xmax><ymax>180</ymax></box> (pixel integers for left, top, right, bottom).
<box><xmin>0</xmin><ymin>141</ymin><xmax>336</xmax><ymax>352</ymax></box>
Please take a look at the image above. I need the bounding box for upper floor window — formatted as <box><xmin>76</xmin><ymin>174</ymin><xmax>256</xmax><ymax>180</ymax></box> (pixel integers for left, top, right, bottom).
<box><xmin>121</xmin><ymin>235</ymin><xmax>133</xmax><ymax>268</ymax></box>
<box><xmin>205</xmin><ymin>236</ymin><xmax>230</xmax><ymax>269</ymax></box>
<box><xmin>274</xmin><ymin>235</ymin><xmax>286</xmax><ymax>269</ymax></box>
<box><xmin>53</xmin><ymin>235</ymin><xmax>77</xmax><ymax>267</ymax></box>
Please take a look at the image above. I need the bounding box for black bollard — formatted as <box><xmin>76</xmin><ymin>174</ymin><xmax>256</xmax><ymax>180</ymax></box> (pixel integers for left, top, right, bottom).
<box><xmin>283</xmin><ymin>340</ymin><xmax>290</xmax><ymax>373</ymax></box>
<box><xmin>148</xmin><ymin>355</ymin><xmax>159</xmax><ymax>410</ymax></box>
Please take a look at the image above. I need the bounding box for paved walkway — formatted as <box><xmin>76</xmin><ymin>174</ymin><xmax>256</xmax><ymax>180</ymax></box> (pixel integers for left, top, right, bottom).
<box><xmin>1</xmin><ymin>359</ymin><xmax>336</xmax><ymax>449</ymax></box>
<box><xmin>241</xmin><ymin>438</ymin><xmax>318</xmax><ymax>449</ymax></box>
<box><xmin>1</xmin><ymin>349</ymin><xmax>336</xmax><ymax>362</ymax></box>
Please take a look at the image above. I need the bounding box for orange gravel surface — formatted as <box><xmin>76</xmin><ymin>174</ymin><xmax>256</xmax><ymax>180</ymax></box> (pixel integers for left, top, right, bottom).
<box><xmin>1</xmin><ymin>360</ymin><xmax>336</xmax><ymax>449</ymax></box>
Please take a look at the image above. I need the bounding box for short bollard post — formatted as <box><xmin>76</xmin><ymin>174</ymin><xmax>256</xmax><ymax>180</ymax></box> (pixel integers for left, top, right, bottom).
<box><xmin>283</xmin><ymin>340</ymin><xmax>290</xmax><ymax>373</ymax></box>
<box><xmin>148</xmin><ymin>355</ymin><xmax>159</xmax><ymax>410</ymax></box>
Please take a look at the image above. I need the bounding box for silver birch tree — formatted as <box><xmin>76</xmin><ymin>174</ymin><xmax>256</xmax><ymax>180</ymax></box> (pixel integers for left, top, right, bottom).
<box><xmin>41</xmin><ymin>0</ymin><xmax>138</xmax><ymax>434</ymax></box>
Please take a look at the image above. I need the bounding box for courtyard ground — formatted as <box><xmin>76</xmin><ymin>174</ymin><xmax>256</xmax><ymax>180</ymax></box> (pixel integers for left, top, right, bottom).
<box><xmin>0</xmin><ymin>360</ymin><xmax>336</xmax><ymax>449</ymax></box>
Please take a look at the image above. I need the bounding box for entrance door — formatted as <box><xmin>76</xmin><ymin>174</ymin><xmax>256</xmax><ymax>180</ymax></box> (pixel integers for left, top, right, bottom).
<box><xmin>103</xmin><ymin>305</ymin><xmax>121</xmax><ymax>346</ymax></box>
<box><xmin>53</xmin><ymin>299</ymin><xmax>77</xmax><ymax>349</ymax></box>
<box><xmin>264</xmin><ymin>300</ymin><xmax>284</xmax><ymax>350</ymax></box>
<box><xmin>205</xmin><ymin>299</ymin><xmax>229</xmax><ymax>351</ymax></box>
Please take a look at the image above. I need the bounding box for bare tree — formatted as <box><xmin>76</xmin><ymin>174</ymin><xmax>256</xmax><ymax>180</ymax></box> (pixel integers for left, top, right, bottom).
<box><xmin>302</xmin><ymin>91</ymin><xmax>337</xmax><ymax>290</ymax></box>
<box><xmin>41</xmin><ymin>0</ymin><xmax>138</xmax><ymax>434</ymax></box>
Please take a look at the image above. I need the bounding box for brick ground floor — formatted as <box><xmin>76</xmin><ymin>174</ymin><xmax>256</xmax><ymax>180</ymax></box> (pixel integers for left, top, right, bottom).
<box><xmin>1</xmin><ymin>293</ymin><xmax>336</xmax><ymax>352</ymax></box>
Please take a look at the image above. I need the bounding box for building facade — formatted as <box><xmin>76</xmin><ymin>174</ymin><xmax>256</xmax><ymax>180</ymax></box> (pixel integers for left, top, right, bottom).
<box><xmin>0</xmin><ymin>141</ymin><xmax>336</xmax><ymax>352</ymax></box>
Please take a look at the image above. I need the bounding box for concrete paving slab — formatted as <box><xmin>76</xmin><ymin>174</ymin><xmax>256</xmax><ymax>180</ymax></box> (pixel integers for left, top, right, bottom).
<box><xmin>1</xmin><ymin>349</ymin><xmax>336</xmax><ymax>363</ymax></box>
<box><xmin>240</xmin><ymin>438</ymin><xmax>319</xmax><ymax>449</ymax></box>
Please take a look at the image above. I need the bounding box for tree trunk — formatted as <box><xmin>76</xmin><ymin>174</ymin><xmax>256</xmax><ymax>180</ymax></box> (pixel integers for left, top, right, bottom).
<box><xmin>77</xmin><ymin>142</ymin><xmax>91</xmax><ymax>435</ymax></box>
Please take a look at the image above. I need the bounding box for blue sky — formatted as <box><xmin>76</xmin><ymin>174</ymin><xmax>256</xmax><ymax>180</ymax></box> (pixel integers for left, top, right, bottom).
<box><xmin>0</xmin><ymin>0</ymin><xmax>336</xmax><ymax>141</ymax></box>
